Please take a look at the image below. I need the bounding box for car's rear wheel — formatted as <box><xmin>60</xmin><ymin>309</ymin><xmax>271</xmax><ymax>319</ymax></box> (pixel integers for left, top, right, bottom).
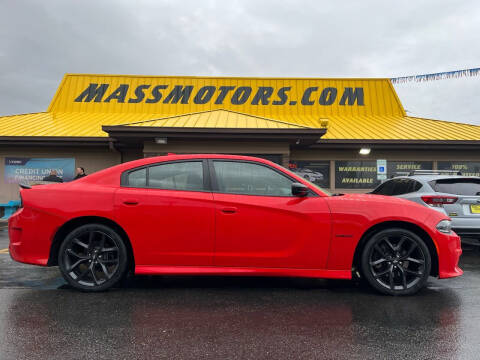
<box><xmin>58</xmin><ymin>224</ymin><xmax>128</xmax><ymax>292</ymax></box>
<box><xmin>361</xmin><ymin>228</ymin><xmax>431</xmax><ymax>296</ymax></box>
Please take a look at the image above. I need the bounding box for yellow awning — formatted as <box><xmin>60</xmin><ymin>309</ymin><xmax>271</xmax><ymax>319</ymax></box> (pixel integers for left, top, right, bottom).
<box><xmin>1</xmin><ymin>110</ymin><xmax>479</xmax><ymax>141</ymax></box>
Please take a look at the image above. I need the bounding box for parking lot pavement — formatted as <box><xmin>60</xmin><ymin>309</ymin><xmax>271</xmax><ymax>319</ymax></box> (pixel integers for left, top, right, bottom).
<box><xmin>1</xmin><ymin>228</ymin><xmax>480</xmax><ymax>360</ymax></box>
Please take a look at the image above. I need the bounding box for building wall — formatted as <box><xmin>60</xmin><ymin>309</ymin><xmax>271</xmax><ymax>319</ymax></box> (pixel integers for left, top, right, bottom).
<box><xmin>143</xmin><ymin>140</ymin><xmax>291</xmax><ymax>166</ymax></box>
<box><xmin>0</xmin><ymin>146</ymin><xmax>121</xmax><ymax>202</ymax></box>
<box><xmin>2</xmin><ymin>142</ymin><xmax>479</xmax><ymax>203</ymax></box>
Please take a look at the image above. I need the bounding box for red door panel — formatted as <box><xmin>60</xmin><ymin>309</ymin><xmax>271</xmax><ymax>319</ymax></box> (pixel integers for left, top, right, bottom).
<box><xmin>213</xmin><ymin>193</ymin><xmax>332</xmax><ymax>269</ymax></box>
<box><xmin>115</xmin><ymin>188</ymin><xmax>215</xmax><ymax>266</ymax></box>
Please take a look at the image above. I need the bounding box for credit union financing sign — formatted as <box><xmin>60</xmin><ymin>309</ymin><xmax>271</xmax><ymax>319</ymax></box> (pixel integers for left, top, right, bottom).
<box><xmin>74</xmin><ymin>83</ymin><xmax>364</xmax><ymax>107</ymax></box>
<box><xmin>4</xmin><ymin>158</ymin><xmax>75</xmax><ymax>184</ymax></box>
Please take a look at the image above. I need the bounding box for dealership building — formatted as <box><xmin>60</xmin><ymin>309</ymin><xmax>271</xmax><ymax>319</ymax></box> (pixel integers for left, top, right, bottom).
<box><xmin>1</xmin><ymin>73</ymin><xmax>480</xmax><ymax>202</ymax></box>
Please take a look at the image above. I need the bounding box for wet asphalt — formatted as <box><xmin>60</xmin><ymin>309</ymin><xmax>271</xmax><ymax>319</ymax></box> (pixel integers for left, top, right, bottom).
<box><xmin>1</xmin><ymin>226</ymin><xmax>480</xmax><ymax>360</ymax></box>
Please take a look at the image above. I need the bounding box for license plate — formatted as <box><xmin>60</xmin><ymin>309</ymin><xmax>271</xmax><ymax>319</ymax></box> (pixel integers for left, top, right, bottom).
<box><xmin>470</xmin><ymin>204</ymin><xmax>480</xmax><ymax>214</ymax></box>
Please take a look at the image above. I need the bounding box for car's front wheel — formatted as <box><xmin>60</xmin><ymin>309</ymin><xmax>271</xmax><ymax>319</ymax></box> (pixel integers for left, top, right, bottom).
<box><xmin>361</xmin><ymin>228</ymin><xmax>431</xmax><ymax>296</ymax></box>
<box><xmin>58</xmin><ymin>224</ymin><xmax>128</xmax><ymax>292</ymax></box>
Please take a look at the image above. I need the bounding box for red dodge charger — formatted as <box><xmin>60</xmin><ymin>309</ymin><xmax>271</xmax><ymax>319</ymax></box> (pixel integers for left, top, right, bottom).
<box><xmin>8</xmin><ymin>154</ymin><xmax>462</xmax><ymax>295</ymax></box>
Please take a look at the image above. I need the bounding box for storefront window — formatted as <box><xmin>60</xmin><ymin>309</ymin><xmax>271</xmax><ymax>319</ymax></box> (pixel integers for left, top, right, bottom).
<box><xmin>243</xmin><ymin>154</ymin><xmax>282</xmax><ymax>165</ymax></box>
<box><xmin>335</xmin><ymin>160</ymin><xmax>435</xmax><ymax>189</ymax></box>
<box><xmin>335</xmin><ymin>161</ymin><xmax>379</xmax><ymax>189</ymax></box>
<box><xmin>438</xmin><ymin>161</ymin><xmax>480</xmax><ymax>177</ymax></box>
<box><xmin>387</xmin><ymin>161</ymin><xmax>433</xmax><ymax>177</ymax></box>
<box><xmin>289</xmin><ymin>161</ymin><xmax>330</xmax><ymax>188</ymax></box>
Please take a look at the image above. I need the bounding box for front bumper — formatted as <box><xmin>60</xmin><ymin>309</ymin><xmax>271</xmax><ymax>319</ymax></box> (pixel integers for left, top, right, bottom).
<box><xmin>436</xmin><ymin>230</ymin><xmax>463</xmax><ymax>279</ymax></box>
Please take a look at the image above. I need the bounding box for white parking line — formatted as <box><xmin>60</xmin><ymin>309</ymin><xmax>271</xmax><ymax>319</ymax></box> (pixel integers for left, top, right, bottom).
<box><xmin>0</xmin><ymin>248</ymin><xmax>9</xmax><ymax>254</ymax></box>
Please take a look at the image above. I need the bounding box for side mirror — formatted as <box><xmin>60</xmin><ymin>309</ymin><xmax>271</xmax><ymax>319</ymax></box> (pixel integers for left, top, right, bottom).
<box><xmin>292</xmin><ymin>182</ymin><xmax>309</xmax><ymax>197</ymax></box>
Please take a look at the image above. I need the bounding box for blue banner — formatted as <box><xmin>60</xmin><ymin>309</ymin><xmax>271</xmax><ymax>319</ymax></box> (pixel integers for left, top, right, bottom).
<box><xmin>4</xmin><ymin>157</ymin><xmax>75</xmax><ymax>183</ymax></box>
<box><xmin>391</xmin><ymin>67</ymin><xmax>480</xmax><ymax>83</ymax></box>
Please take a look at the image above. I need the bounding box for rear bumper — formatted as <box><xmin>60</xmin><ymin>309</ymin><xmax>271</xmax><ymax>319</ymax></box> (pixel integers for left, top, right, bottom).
<box><xmin>451</xmin><ymin>217</ymin><xmax>480</xmax><ymax>245</ymax></box>
<box><xmin>451</xmin><ymin>216</ymin><xmax>480</xmax><ymax>242</ymax></box>
<box><xmin>8</xmin><ymin>208</ymin><xmax>54</xmax><ymax>266</ymax></box>
<box><xmin>451</xmin><ymin>216</ymin><xmax>480</xmax><ymax>229</ymax></box>
<box><xmin>452</xmin><ymin>227</ymin><xmax>480</xmax><ymax>241</ymax></box>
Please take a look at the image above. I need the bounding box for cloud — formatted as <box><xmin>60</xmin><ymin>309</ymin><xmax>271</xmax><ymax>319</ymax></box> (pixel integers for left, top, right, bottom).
<box><xmin>0</xmin><ymin>0</ymin><xmax>479</xmax><ymax>124</ymax></box>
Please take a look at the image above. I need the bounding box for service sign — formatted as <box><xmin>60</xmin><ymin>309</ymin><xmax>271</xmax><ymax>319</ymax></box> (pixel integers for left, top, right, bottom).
<box><xmin>4</xmin><ymin>158</ymin><xmax>75</xmax><ymax>183</ymax></box>
<box><xmin>387</xmin><ymin>161</ymin><xmax>433</xmax><ymax>176</ymax></box>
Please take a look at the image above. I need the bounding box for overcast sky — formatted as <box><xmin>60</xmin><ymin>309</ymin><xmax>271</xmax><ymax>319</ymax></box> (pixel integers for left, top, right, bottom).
<box><xmin>0</xmin><ymin>0</ymin><xmax>479</xmax><ymax>124</ymax></box>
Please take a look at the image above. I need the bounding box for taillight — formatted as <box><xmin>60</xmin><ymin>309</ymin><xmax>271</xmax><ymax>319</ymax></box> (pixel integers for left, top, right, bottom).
<box><xmin>421</xmin><ymin>195</ymin><xmax>457</xmax><ymax>207</ymax></box>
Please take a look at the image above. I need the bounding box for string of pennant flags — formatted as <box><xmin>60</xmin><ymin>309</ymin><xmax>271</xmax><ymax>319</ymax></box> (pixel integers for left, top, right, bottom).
<box><xmin>390</xmin><ymin>67</ymin><xmax>480</xmax><ymax>84</ymax></box>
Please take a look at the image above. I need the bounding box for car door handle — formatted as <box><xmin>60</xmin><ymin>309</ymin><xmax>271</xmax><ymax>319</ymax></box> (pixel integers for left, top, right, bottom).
<box><xmin>221</xmin><ymin>207</ymin><xmax>237</xmax><ymax>214</ymax></box>
<box><xmin>123</xmin><ymin>200</ymin><xmax>139</xmax><ymax>206</ymax></box>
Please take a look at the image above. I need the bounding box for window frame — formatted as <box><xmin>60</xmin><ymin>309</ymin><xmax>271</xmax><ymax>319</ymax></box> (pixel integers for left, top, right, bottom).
<box><xmin>207</xmin><ymin>159</ymin><xmax>316</xmax><ymax>197</ymax></box>
<box><xmin>120</xmin><ymin>159</ymin><xmax>211</xmax><ymax>192</ymax></box>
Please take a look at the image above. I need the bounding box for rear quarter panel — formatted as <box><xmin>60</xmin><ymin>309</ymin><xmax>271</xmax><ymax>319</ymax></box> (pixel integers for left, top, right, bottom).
<box><xmin>13</xmin><ymin>182</ymin><xmax>117</xmax><ymax>265</ymax></box>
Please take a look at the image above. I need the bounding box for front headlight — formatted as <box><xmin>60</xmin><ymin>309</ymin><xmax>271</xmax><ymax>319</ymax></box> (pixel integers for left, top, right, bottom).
<box><xmin>436</xmin><ymin>219</ymin><xmax>452</xmax><ymax>233</ymax></box>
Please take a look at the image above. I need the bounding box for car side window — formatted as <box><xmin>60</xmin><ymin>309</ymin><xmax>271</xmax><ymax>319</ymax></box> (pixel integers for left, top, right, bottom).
<box><xmin>213</xmin><ymin>161</ymin><xmax>294</xmax><ymax>196</ymax></box>
<box><xmin>391</xmin><ymin>179</ymin><xmax>411</xmax><ymax>195</ymax></box>
<box><xmin>127</xmin><ymin>168</ymin><xmax>147</xmax><ymax>187</ymax></box>
<box><xmin>148</xmin><ymin>161</ymin><xmax>204</xmax><ymax>191</ymax></box>
<box><xmin>372</xmin><ymin>180</ymin><xmax>395</xmax><ymax>195</ymax></box>
<box><xmin>412</xmin><ymin>180</ymin><xmax>422</xmax><ymax>192</ymax></box>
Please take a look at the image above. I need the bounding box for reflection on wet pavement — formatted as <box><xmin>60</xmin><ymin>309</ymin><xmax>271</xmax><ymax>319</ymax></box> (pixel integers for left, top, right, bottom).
<box><xmin>0</xmin><ymin>229</ymin><xmax>479</xmax><ymax>359</ymax></box>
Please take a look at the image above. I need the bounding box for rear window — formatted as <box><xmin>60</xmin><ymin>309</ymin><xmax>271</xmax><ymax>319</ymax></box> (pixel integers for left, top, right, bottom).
<box><xmin>431</xmin><ymin>178</ymin><xmax>480</xmax><ymax>196</ymax></box>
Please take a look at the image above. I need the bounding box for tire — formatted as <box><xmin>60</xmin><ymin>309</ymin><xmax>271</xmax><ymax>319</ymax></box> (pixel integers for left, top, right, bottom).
<box><xmin>360</xmin><ymin>228</ymin><xmax>431</xmax><ymax>296</ymax></box>
<box><xmin>58</xmin><ymin>224</ymin><xmax>128</xmax><ymax>292</ymax></box>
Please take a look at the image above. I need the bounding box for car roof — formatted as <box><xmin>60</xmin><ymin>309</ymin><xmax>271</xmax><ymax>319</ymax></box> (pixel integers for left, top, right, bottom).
<box><xmin>391</xmin><ymin>175</ymin><xmax>480</xmax><ymax>182</ymax></box>
<box><xmin>140</xmin><ymin>153</ymin><xmax>273</xmax><ymax>164</ymax></box>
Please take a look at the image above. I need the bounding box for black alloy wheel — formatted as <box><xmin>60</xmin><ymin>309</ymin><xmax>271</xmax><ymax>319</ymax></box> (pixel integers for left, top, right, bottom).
<box><xmin>58</xmin><ymin>224</ymin><xmax>128</xmax><ymax>292</ymax></box>
<box><xmin>361</xmin><ymin>228</ymin><xmax>431</xmax><ymax>296</ymax></box>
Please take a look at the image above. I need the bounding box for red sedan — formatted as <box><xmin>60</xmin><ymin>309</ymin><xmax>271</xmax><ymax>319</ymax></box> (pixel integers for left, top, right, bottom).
<box><xmin>8</xmin><ymin>154</ymin><xmax>462</xmax><ymax>295</ymax></box>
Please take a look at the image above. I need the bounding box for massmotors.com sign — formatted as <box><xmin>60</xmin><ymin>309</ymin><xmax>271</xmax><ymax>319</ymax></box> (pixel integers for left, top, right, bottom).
<box><xmin>74</xmin><ymin>83</ymin><xmax>365</xmax><ymax>106</ymax></box>
<box><xmin>4</xmin><ymin>158</ymin><xmax>75</xmax><ymax>183</ymax></box>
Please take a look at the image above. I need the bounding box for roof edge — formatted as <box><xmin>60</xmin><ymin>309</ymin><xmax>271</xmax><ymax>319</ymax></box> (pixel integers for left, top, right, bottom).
<box><xmin>60</xmin><ymin>73</ymin><xmax>393</xmax><ymax>81</ymax></box>
<box><xmin>114</xmin><ymin>108</ymin><xmax>327</xmax><ymax>129</ymax></box>
<box><xmin>0</xmin><ymin>111</ymin><xmax>49</xmax><ymax>118</ymax></box>
<box><xmin>47</xmin><ymin>74</ymin><xmax>68</xmax><ymax>112</ymax></box>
